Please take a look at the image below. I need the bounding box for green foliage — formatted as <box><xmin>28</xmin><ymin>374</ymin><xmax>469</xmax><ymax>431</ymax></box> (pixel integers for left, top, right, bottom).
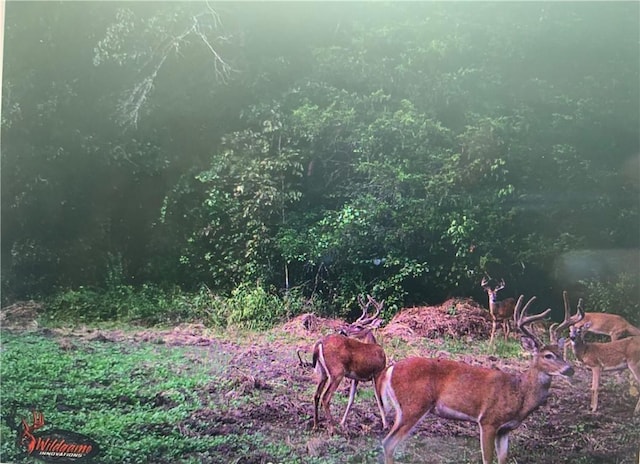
<box><xmin>43</xmin><ymin>283</ymin><xmax>293</xmax><ymax>329</ymax></box>
<box><xmin>580</xmin><ymin>273</ymin><xmax>640</xmax><ymax>326</ymax></box>
<box><xmin>2</xmin><ymin>2</ymin><xmax>638</xmax><ymax>313</ymax></box>
<box><xmin>224</xmin><ymin>283</ymin><xmax>288</xmax><ymax>329</ymax></box>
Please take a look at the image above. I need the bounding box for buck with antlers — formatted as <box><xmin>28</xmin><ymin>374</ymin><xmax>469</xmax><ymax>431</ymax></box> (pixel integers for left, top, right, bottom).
<box><xmin>572</xmin><ymin>312</ymin><xmax>640</xmax><ymax>341</ymax></box>
<box><xmin>565</xmin><ymin>298</ymin><xmax>640</xmax><ymax>414</ymax></box>
<box><xmin>549</xmin><ymin>291</ymin><xmax>587</xmax><ymax>357</ymax></box>
<box><xmin>481</xmin><ymin>277</ymin><xmax>517</xmax><ymax>344</ymax></box>
<box><xmin>311</xmin><ymin>295</ymin><xmax>387</xmax><ymax>433</ymax></box>
<box><xmin>378</xmin><ymin>295</ymin><xmax>574</xmax><ymax>464</ymax></box>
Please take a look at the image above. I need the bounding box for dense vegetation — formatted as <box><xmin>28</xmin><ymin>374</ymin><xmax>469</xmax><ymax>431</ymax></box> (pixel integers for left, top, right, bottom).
<box><xmin>2</xmin><ymin>2</ymin><xmax>638</xmax><ymax>323</ymax></box>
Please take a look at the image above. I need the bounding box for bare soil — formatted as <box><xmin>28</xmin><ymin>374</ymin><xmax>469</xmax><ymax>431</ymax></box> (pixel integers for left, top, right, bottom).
<box><xmin>2</xmin><ymin>299</ymin><xmax>639</xmax><ymax>463</ymax></box>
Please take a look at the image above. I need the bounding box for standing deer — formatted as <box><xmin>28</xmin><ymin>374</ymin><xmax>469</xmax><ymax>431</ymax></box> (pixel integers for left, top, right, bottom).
<box><xmin>549</xmin><ymin>291</ymin><xmax>587</xmax><ymax>358</ymax></box>
<box><xmin>573</xmin><ymin>312</ymin><xmax>640</xmax><ymax>341</ymax></box>
<box><xmin>481</xmin><ymin>277</ymin><xmax>517</xmax><ymax>344</ymax></box>
<box><xmin>568</xmin><ymin>302</ymin><xmax>640</xmax><ymax>414</ymax></box>
<box><xmin>378</xmin><ymin>295</ymin><xmax>574</xmax><ymax>464</ymax></box>
<box><xmin>311</xmin><ymin>295</ymin><xmax>387</xmax><ymax>433</ymax></box>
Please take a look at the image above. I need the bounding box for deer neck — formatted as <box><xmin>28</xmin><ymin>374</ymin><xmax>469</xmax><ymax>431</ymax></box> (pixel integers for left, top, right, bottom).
<box><xmin>571</xmin><ymin>339</ymin><xmax>588</xmax><ymax>362</ymax></box>
<box><xmin>518</xmin><ymin>363</ymin><xmax>553</xmax><ymax>415</ymax></box>
<box><xmin>488</xmin><ymin>294</ymin><xmax>499</xmax><ymax>313</ymax></box>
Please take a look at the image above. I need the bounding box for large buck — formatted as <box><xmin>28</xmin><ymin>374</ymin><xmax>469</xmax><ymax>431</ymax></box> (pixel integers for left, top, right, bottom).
<box><xmin>481</xmin><ymin>277</ymin><xmax>517</xmax><ymax>344</ymax></box>
<box><xmin>567</xmin><ymin>302</ymin><xmax>640</xmax><ymax>414</ymax></box>
<box><xmin>378</xmin><ymin>295</ymin><xmax>574</xmax><ymax>464</ymax></box>
<box><xmin>311</xmin><ymin>295</ymin><xmax>387</xmax><ymax>433</ymax></box>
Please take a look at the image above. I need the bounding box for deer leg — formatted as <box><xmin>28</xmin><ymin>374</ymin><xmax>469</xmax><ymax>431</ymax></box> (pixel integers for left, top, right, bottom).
<box><xmin>490</xmin><ymin>319</ymin><xmax>497</xmax><ymax>345</ymax></box>
<box><xmin>373</xmin><ymin>375</ymin><xmax>389</xmax><ymax>429</ymax></box>
<box><xmin>340</xmin><ymin>379</ymin><xmax>358</xmax><ymax>426</ymax></box>
<box><xmin>494</xmin><ymin>430</ymin><xmax>510</xmax><ymax>464</ymax></box>
<box><xmin>320</xmin><ymin>375</ymin><xmax>343</xmax><ymax>433</ymax></box>
<box><xmin>479</xmin><ymin>425</ymin><xmax>497</xmax><ymax>464</ymax></box>
<box><xmin>503</xmin><ymin>320</ymin><xmax>510</xmax><ymax>341</ymax></box>
<box><xmin>382</xmin><ymin>412</ymin><xmax>423</xmax><ymax>464</ymax></box>
<box><xmin>627</xmin><ymin>361</ymin><xmax>640</xmax><ymax>414</ymax></box>
<box><xmin>313</xmin><ymin>374</ymin><xmax>328</xmax><ymax>429</ymax></box>
<box><xmin>590</xmin><ymin>367</ymin><xmax>601</xmax><ymax>412</ymax></box>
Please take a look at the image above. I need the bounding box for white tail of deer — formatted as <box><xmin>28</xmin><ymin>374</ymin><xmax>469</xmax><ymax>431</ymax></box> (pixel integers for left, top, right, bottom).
<box><xmin>481</xmin><ymin>277</ymin><xmax>517</xmax><ymax>344</ymax></box>
<box><xmin>378</xmin><ymin>295</ymin><xmax>573</xmax><ymax>464</ymax></box>
<box><xmin>568</xmin><ymin>302</ymin><xmax>640</xmax><ymax>414</ymax></box>
<box><xmin>312</xmin><ymin>295</ymin><xmax>387</xmax><ymax>433</ymax></box>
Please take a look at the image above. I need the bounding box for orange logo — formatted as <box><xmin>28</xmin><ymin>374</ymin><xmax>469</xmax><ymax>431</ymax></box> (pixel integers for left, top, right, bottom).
<box><xmin>19</xmin><ymin>411</ymin><xmax>99</xmax><ymax>462</ymax></box>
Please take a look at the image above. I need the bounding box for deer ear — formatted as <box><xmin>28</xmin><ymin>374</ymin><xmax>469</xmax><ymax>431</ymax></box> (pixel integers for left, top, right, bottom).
<box><xmin>520</xmin><ymin>336</ymin><xmax>538</xmax><ymax>353</ymax></box>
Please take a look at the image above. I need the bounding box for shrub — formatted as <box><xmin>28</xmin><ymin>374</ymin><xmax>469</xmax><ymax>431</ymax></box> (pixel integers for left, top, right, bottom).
<box><xmin>580</xmin><ymin>273</ymin><xmax>640</xmax><ymax>326</ymax></box>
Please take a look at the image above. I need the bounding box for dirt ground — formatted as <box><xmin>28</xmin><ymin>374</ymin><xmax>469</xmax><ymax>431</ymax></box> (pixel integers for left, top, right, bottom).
<box><xmin>2</xmin><ymin>299</ymin><xmax>639</xmax><ymax>463</ymax></box>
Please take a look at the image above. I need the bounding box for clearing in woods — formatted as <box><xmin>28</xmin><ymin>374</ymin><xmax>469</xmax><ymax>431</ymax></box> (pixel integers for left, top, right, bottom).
<box><xmin>1</xmin><ymin>298</ymin><xmax>639</xmax><ymax>463</ymax></box>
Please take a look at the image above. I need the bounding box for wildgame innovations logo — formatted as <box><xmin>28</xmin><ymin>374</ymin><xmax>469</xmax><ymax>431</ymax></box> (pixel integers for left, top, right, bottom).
<box><xmin>18</xmin><ymin>411</ymin><xmax>99</xmax><ymax>463</ymax></box>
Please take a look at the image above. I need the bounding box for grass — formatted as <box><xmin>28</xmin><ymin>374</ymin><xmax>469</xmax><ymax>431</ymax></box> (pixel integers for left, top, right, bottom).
<box><xmin>0</xmin><ymin>331</ymin><xmax>230</xmax><ymax>463</ymax></box>
<box><xmin>2</xmin><ymin>326</ymin><xmax>637</xmax><ymax>464</ymax></box>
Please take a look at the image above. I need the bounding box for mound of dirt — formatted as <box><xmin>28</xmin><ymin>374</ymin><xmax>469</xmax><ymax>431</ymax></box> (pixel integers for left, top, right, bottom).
<box><xmin>0</xmin><ymin>300</ymin><xmax>42</xmax><ymax>331</ymax></box>
<box><xmin>382</xmin><ymin>298</ymin><xmax>492</xmax><ymax>341</ymax></box>
<box><xmin>280</xmin><ymin>312</ymin><xmax>347</xmax><ymax>338</ymax></box>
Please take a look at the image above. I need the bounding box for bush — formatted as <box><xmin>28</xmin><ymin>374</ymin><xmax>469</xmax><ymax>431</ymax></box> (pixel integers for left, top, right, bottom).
<box><xmin>43</xmin><ymin>283</ymin><xmax>295</xmax><ymax>329</ymax></box>
<box><xmin>225</xmin><ymin>283</ymin><xmax>288</xmax><ymax>329</ymax></box>
<box><xmin>580</xmin><ymin>273</ymin><xmax>640</xmax><ymax>326</ymax></box>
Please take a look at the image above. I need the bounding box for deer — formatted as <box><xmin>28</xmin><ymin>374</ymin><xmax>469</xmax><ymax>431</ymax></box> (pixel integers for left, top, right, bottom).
<box><xmin>338</xmin><ymin>294</ymin><xmax>384</xmax><ymax>342</ymax></box>
<box><xmin>481</xmin><ymin>277</ymin><xmax>517</xmax><ymax>344</ymax></box>
<box><xmin>572</xmin><ymin>312</ymin><xmax>640</xmax><ymax>341</ymax></box>
<box><xmin>377</xmin><ymin>294</ymin><xmax>574</xmax><ymax>464</ymax></box>
<box><xmin>311</xmin><ymin>295</ymin><xmax>388</xmax><ymax>433</ymax></box>
<box><xmin>549</xmin><ymin>290</ymin><xmax>588</xmax><ymax>358</ymax></box>
<box><xmin>567</xmin><ymin>301</ymin><xmax>640</xmax><ymax>414</ymax></box>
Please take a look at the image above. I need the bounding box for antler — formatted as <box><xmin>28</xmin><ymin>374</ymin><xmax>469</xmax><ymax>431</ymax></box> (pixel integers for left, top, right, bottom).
<box><xmin>513</xmin><ymin>295</ymin><xmax>552</xmax><ymax>348</ymax></box>
<box><xmin>495</xmin><ymin>279</ymin><xmax>506</xmax><ymax>292</ymax></box>
<box><xmin>353</xmin><ymin>295</ymin><xmax>383</xmax><ymax>328</ymax></box>
<box><xmin>481</xmin><ymin>276</ymin><xmax>490</xmax><ymax>289</ymax></box>
<box><xmin>549</xmin><ymin>291</ymin><xmax>585</xmax><ymax>343</ymax></box>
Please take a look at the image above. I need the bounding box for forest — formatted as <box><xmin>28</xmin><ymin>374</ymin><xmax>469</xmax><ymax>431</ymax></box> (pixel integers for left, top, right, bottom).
<box><xmin>2</xmin><ymin>1</ymin><xmax>639</xmax><ymax>324</ymax></box>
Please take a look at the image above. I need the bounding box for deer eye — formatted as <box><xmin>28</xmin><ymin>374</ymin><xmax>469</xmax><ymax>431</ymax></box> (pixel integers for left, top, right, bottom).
<box><xmin>544</xmin><ymin>353</ymin><xmax>555</xmax><ymax>359</ymax></box>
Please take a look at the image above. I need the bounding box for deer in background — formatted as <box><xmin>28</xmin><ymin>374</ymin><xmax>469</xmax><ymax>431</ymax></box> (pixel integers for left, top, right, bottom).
<box><xmin>550</xmin><ymin>288</ymin><xmax>640</xmax><ymax>351</ymax></box>
<box><xmin>311</xmin><ymin>295</ymin><xmax>388</xmax><ymax>433</ymax></box>
<box><xmin>566</xmin><ymin>299</ymin><xmax>640</xmax><ymax>414</ymax></box>
<box><xmin>549</xmin><ymin>290</ymin><xmax>588</xmax><ymax>358</ymax></box>
<box><xmin>481</xmin><ymin>277</ymin><xmax>517</xmax><ymax>344</ymax></box>
<box><xmin>572</xmin><ymin>311</ymin><xmax>640</xmax><ymax>341</ymax></box>
<box><xmin>378</xmin><ymin>294</ymin><xmax>574</xmax><ymax>464</ymax></box>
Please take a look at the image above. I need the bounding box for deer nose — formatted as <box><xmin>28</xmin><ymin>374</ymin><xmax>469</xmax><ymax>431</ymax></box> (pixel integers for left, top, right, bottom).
<box><xmin>561</xmin><ymin>366</ymin><xmax>575</xmax><ymax>377</ymax></box>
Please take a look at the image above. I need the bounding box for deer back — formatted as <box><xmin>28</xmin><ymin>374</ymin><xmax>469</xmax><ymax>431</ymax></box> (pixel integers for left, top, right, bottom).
<box><xmin>570</xmin><ymin>325</ymin><xmax>640</xmax><ymax>368</ymax></box>
<box><xmin>314</xmin><ymin>334</ymin><xmax>386</xmax><ymax>380</ymax></box>
<box><xmin>577</xmin><ymin>313</ymin><xmax>640</xmax><ymax>337</ymax></box>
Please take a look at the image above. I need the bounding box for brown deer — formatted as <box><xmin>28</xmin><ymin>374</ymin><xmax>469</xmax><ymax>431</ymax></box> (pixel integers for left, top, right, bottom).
<box><xmin>338</xmin><ymin>294</ymin><xmax>384</xmax><ymax>342</ymax></box>
<box><xmin>378</xmin><ymin>295</ymin><xmax>574</xmax><ymax>464</ymax></box>
<box><xmin>568</xmin><ymin>304</ymin><xmax>640</xmax><ymax>414</ymax></box>
<box><xmin>481</xmin><ymin>277</ymin><xmax>517</xmax><ymax>344</ymax></box>
<box><xmin>312</xmin><ymin>335</ymin><xmax>387</xmax><ymax>433</ymax></box>
<box><xmin>549</xmin><ymin>291</ymin><xmax>587</xmax><ymax>358</ymax></box>
<box><xmin>573</xmin><ymin>312</ymin><xmax>640</xmax><ymax>341</ymax></box>
<box><xmin>311</xmin><ymin>295</ymin><xmax>387</xmax><ymax>433</ymax></box>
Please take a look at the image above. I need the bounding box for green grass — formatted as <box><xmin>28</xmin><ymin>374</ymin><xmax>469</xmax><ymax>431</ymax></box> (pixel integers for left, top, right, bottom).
<box><xmin>0</xmin><ymin>332</ymin><xmax>228</xmax><ymax>463</ymax></box>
